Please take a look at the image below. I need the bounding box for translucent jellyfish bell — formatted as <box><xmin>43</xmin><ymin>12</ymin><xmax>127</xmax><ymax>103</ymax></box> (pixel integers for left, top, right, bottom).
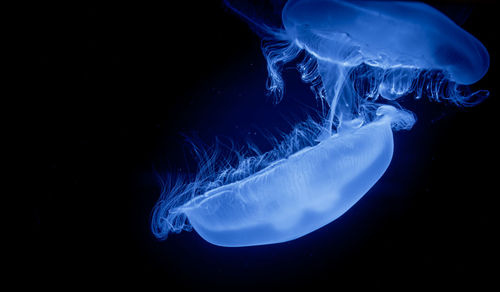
<box><xmin>175</xmin><ymin>106</ymin><xmax>409</xmax><ymax>246</ymax></box>
<box><xmin>151</xmin><ymin>0</ymin><xmax>489</xmax><ymax>247</ymax></box>
<box><xmin>156</xmin><ymin>106</ymin><xmax>412</xmax><ymax>247</ymax></box>
<box><xmin>283</xmin><ymin>0</ymin><xmax>489</xmax><ymax>84</ymax></box>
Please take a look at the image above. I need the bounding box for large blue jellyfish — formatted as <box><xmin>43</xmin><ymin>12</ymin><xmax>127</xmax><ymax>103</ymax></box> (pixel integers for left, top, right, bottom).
<box><xmin>151</xmin><ymin>0</ymin><xmax>489</xmax><ymax>247</ymax></box>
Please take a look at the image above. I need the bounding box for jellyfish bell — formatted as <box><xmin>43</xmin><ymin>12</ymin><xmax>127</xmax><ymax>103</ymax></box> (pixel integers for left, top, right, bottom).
<box><xmin>267</xmin><ymin>0</ymin><xmax>490</xmax><ymax>129</ymax></box>
<box><xmin>282</xmin><ymin>0</ymin><xmax>489</xmax><ymax>85</ymax></box>
<box><xmin>170</xmin><ymin>105</ymin><xmax>412</xmax><ymax>247</ymax></box>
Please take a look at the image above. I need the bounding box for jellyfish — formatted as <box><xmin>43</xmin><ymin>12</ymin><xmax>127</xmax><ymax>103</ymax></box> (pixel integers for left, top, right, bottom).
<box><xmin>151</xmin><ymin>0</ymin><xmax>489</xmax><ymax>247</ymax></box>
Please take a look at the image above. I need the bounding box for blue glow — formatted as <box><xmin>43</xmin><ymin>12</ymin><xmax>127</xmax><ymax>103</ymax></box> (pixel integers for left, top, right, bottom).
<box><xmin>151</xmin><ymin>0</ymin><xmax>489</xmax><ymax>247</ymax></box>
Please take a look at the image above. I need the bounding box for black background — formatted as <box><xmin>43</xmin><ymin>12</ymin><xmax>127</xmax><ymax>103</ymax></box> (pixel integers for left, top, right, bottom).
<box><xmin>27</xmin><ymin>0</ymin><xmax>497</xmax><ymax>289</ymax></box>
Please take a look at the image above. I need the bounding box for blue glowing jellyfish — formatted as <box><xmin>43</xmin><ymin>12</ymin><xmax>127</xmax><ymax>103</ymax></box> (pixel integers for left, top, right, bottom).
<box><xmin>151</xmin><ymin>0</ymin><xmax>489</xmax><ymax>247</ymax></box>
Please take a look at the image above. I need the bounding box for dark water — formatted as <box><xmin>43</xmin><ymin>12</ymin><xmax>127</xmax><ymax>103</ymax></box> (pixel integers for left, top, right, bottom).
<box><xmin>27</xmin><ymin>1</ymin><xmax>497</xmax><ymax>289</ymax></box>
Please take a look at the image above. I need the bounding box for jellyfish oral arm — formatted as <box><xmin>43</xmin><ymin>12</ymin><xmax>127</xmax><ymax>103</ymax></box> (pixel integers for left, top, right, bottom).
<box><xmin>177</xmin><ymin>108</ymin><xmax>398</xmax><ymax>247</ymax></box>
